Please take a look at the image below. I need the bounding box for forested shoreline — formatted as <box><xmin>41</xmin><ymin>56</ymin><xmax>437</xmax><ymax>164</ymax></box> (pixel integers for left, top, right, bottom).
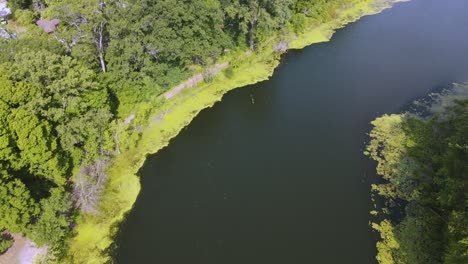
<box><xmin>0</xmin><ymin>0</ymin><xmax>405</xmax><ymax>262</ymax></box>
<box><xmin>367</xmin><ymin>84</ymin><xmax>468</xmax><ymax>264</ymax></box>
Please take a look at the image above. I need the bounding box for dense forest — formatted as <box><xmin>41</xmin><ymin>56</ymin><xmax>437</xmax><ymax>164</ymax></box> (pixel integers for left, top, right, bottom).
<box><xmin>367</xmin><ymin>87</ymin><xmax>468</xmax><ymax>264</ymax></box>
<box><xmin>0</xmin><ymin>0</ymin><xmax>374</xmax><ymax>261</ymax></box>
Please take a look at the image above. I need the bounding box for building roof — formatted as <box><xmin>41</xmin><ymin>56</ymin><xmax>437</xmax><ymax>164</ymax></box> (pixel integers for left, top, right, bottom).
<box><xmin>0</xmin><ymin>27</ymin><xmax>9</xmax><ymax>38</ymax></box>
<box><xmin>0</xmin><ymin>2</ymin><xmax>11</xmax><ymax>18</ymax></box>
<box><xmin>0</xmin><ymin>26</ymin><xmax>15</xmax><ymax>39</ymax></box>
<box><xmin>36</xmin><ymin>18</ymin><xmax>60</xmax><ymax>33</ymax></box>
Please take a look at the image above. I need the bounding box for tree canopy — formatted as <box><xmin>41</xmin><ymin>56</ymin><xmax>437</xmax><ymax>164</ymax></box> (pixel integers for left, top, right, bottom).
<box><xmin>367</xmin><ymin>97</ymin><xmax>468</xmax><ymax>264</ymax></box>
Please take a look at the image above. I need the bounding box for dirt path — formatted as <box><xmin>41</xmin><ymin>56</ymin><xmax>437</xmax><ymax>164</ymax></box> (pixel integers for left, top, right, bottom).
<box><xmin>0</xmin><ymin>235</ymin><xmax>47</xmax><ymax>264</ymax></box>
<box><xmin>163</xmin><ymin>61</ymin><xmax>229</xmax><ymax>99</ymax></box>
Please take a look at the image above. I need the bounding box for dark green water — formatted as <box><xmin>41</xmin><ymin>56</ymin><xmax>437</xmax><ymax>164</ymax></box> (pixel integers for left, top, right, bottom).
<box><xmin>114</xmin><ymin>0</ymin><xmax>468</xmax><ymax>263</ymax></box>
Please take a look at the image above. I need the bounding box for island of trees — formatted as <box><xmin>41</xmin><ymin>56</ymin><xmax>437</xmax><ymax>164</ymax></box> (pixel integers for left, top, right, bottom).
<box><xmin>0</xmin><ymin>0</ymin><xmax>385</xmax><ymax>262</ymax></box>
<box><xmin>367</xmin><ymin>84</ymin><xmax>468</xmax><ymax>264</ymax></box>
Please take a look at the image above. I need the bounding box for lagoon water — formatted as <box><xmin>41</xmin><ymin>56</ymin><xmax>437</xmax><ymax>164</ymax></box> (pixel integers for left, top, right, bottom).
<box><xmin>115</xmin><ymin>0</ymin><xmax>468</xmax><ymax>263</ymax></box>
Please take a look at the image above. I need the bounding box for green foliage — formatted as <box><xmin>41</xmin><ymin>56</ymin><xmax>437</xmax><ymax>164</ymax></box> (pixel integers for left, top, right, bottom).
<box><xmin>366</xmin><ymin>114</ymin><xmax>419</xmax><ymax>201</ymax></box>
<box><xmin>224</xmin><ymin>66</ymin><xmax>235</xmax><ymax>79</ymax></box>
<box><xmin>444</xmin><ymin>211</ymin><xmax>468</xmax><ymax>264</ymax></box>
<box><xmin>31</xmin><ymin>188</ymin><xmax>74</xmax><ymax>251</ymax></box>
<box><xmin>368</xmin><ymin>97</ymin><xmax>468</xmax><ymax>264</ymax></box>
<box><xmin>0</xmin><ymin>47</ymin><xmax>110</xmax><ymax>257</ymax></box>
<box><xmin>0</xmin><ymin>0</ymin><xmax>401</xmax><ymax>262</ymax></box>
<box><xmin>0</xmin><ymin>33</ymin><xmax>65</xmax><ymax>64</ymax></box>
<box><xmin>0</xmin><ymin>237</ymin><xmax>13</xmax><ymax>254</ymax></box>
<box><xmin>43</xmin><ymin>0</ymin><xmax>368</xmax><ymax>117</ymax></box>
<box><xmin>291</xmin><ymin>13</ymin><xmax>306</xmax><ymax>33</ymax></box>
<box><xmin>14</xmin><ymin>9</ymin><xmax>35</xmax><ymax>26</ymax></box>
<box><xmin>0</xmin><ymin>174</ymin><xmax>38</xmax><ymax>234</ymax></box>
<box><xmin>292</xmin><ymin>0</ymin><xmax>349</xmax><ymax>22</ymax></box>
<box><xmin>7</xmin><ymin>0</ymin><xmax>31</xmax><ymax>12</ymax></box>
<box><xmin>3</xmin><ymin>49</ymin><xmax>112</xmax><ymax>165</ymax></box>
<box><xmin>372</xmin><ymin>220</ymin><xmax>400</xmax><ymax>264</ymax></box>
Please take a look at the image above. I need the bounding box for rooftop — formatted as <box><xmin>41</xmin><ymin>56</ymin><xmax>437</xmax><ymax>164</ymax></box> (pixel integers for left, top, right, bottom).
<box><xmin>36</xmin><ymin>18</ymin><xmax>60</xmax><ymax>33</ymax></box>
<box><xmin>0</xmin><ymin>1</ymin><xmax>11</xmax><ymax>18</ymax></box>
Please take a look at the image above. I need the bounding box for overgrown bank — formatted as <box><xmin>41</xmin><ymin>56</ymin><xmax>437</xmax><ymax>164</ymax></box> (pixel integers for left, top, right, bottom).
<box><xmin>366</xmin><ymin>83</ymin><xmax>468</xmax><ymax>264</ymax></box>
<box><xmin>0</xmin><ymin>0</ymin><xmax>409</xmax><ymax>263</ymax></box>
<box><xmin>69</xmin><ymin>0</ymin><xmax>409</xmax><ymax>263</ymax></box>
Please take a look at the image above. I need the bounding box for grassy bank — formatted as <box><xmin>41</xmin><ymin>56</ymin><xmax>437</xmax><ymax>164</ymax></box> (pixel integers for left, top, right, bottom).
<box><xmin>66</xmin><ymin>0</ymin><xmax>410</xmax><ymax>263</ymax></box>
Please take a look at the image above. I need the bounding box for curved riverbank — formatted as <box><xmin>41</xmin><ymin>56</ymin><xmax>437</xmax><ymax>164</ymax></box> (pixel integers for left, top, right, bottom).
<box><xmin>66</xmin><ymin>1</ymin><xmax>410</xmax><ymax>263</ymax></box>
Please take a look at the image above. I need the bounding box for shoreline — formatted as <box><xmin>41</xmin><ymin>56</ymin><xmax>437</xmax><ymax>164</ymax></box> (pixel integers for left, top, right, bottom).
<box><xmin>66</xmin><ymin>0</ymin><xmax>411</xmax><ymax>262</ymax></box>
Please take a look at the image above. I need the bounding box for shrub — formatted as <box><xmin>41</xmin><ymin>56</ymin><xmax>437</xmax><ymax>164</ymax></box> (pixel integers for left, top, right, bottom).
<box><xmin>14</xmin><ymin>9</ymin><xmax>35</xmax><ymax>26</ymax></box>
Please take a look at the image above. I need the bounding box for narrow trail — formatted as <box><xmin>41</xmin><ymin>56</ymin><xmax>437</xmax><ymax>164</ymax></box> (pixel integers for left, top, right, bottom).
<box><xmin>0</xmin><ymin>235</ymin><xmax>47</xmax><ymax>264</ymax></box>
<box><xmin>163</xmin><ymin>61</ymin><xmax>230</xmax><ymax>99</ymax></box>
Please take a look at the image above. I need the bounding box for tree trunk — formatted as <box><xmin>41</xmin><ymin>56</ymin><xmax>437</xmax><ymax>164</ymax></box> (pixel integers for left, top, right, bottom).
<box><xmin>249</xmin><ymin>18</ymin><xmax>257</xmax><ymax>51</ymax></box>
<box><xmin>99</xmin><ymin>52</ymin><xmax>106</xmax><ymax>73</ymax></box>
<box><xmin>94</xmin><ymin>21</ymin><xmax>107</xmax><ymax>73</ymax></box>
<box><xmin>95</xmin><ymin>2</ymin><xmax>108</xmax><ymax>73</ymax></box>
